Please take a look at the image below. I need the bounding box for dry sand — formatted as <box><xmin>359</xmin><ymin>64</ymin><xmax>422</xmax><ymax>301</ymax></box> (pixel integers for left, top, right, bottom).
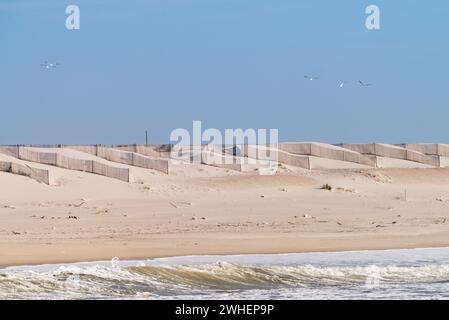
<box><xmin>2</xmin><ymin>158</ymin><xmax>449</xmax><ymax>267</ymax></box>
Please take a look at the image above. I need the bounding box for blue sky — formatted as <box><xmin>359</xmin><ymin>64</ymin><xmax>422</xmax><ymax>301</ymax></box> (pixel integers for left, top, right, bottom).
<box><xmin>1</xmin><ymin>0</ymin><xmax>448</xmax><ymax>144</ymax></box>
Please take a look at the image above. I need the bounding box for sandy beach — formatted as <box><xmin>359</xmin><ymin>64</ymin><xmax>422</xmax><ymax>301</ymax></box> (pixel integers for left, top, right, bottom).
<box><xmin>2</xmin><ymin>149</ymin><xmax>449</xmax><ymax>267</ymax></box>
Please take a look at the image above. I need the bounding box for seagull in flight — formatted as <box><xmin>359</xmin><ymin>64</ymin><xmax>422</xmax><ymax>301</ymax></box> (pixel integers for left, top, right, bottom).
<box><xmin>358</xmin><ymin>80</ymin><xmax>373</xmax><ymax>87</ymax></box>
<box><xmin>40</xmin><ymin>61</ymin><xmax>59</xmax><ymax>70</ymax></box>
<box><xmin>304</xmin><ymin>75</ymin><xmax>319</xmax><ymax>81</ymax></box>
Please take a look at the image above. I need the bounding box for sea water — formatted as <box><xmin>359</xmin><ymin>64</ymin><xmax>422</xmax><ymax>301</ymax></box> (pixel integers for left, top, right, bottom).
<box><xmin>2</xmin><ymin>247</ymin><xmax>449</xmax><ymax>299</ymax></box>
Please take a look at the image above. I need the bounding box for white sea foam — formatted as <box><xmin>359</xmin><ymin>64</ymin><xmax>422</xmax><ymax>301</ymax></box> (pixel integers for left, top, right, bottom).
<box><xmin>2</xmin><ymin>247</ymin><xmax>449</xmax><ymax>299</ymax></box>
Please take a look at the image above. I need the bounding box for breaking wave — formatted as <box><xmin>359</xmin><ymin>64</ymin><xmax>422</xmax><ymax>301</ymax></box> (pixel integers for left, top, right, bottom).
<box><xmin>3</xmin><ymin>248</ymin><xmax>449</xmax><ymax>299</ymax></box>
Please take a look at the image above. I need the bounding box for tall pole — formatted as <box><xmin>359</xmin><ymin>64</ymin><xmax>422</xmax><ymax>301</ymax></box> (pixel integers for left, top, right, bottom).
<box><xmin>145</xmin><ymin>130</ymin><xmax>148</xmax><ymax>145</ymax></box>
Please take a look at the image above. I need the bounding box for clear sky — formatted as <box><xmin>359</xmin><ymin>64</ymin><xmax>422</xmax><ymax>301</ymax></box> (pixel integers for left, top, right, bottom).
<box><xmin>1</xmin><ymin>0</ymin><xmax>448</xmax><ymax>144</ymax></box>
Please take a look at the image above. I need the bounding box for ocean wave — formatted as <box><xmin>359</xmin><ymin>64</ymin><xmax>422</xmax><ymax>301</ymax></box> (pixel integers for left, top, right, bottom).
<box><xmin>2</xmin><ymin>260</ymin><xmax>449</xmax><ymax>299</ymax></box>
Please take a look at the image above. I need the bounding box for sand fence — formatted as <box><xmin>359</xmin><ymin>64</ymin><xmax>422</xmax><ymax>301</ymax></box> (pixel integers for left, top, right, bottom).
<box><xmin>65</xmin><ymin>146</ymin><xmax>170</xmax><ymax>174</ymax></box>
<box><xmin>2</xmin><ymin>143</ymin><xmax>448</xmax><ymax>179</ymax></box>
<box><xmin>0</xmin><ymin>146</ymin><xmax>129</xmax><ymax>183</ymax></box>
<box><xmin>0</xmin><ymin>160</ymin><xmax>50</xmax><ymax>184</ymax></box>
<box><xmin>0</xmin><ymin>146</ymin><xmax>20</xmax><ymax>158</ymax></box>
<box><xmin>399</xmin><ymin>144</ymin><xmax>449</xmax><ymax>157</ymax></box>
<box><xmin>340</xmin><ymin>143</ymin><xmax>441</xmax><ymax>167</ymax></box>
<box><xmin>280</xmin><ymin>142</ymin><xmax>376</xmax><ymax>167</ymax></box>
<box><xmin>96</xmin><ymin>147</ymin><xmax>169</xmax><ymax>174</ymax></box>
<box><xmin>113</xmin><ymin>144</ymin><xmax>171</xmax><ymax>159</ymax></box>
<box><xmin>242</xmin><ymin>144</ymin><xmax>310</xmax><ymax>169</ymax></box>
<box><xmin>169</xmin><ymin>144</ymin><xmax>243</xmax><ymax>171</ymax></box>
<box><xmin>171</xmin><ymin>143</ymin><xmax>373</xmax><ymax>170</ymax></box>
<box><xmin>200</xmin><ymin>149</ymin><xmax>242</xmax><ymax>171</ymax></box>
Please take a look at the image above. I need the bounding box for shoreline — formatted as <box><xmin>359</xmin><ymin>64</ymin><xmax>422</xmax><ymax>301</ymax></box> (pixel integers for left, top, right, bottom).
<box><xmin>4</xmin><ymin>245</ymin><xmax>449</xmax><ymax>270</ymax></box>
<box><xmin>3</xmin><ymin>234</ymin><xmax>449</xmax><ymax>268</ymax></box>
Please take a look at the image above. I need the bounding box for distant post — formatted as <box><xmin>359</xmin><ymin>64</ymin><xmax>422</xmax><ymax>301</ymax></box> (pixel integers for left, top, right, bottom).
<box><xmin>145</xmin><ymin>130</ymin><xmax>148</xmax><ymax>145</ymax></box>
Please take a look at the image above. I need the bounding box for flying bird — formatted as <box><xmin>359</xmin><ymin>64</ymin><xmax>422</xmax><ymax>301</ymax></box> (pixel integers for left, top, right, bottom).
<box><xmin>40</xmin><ymin>61</ymin><xmax>59</xmax><ymax>70</ymax></box>
<box><xmin>358</xmin><ymin>80</ymin><xmax>373</xmax><ymax>87</ymax></box>
<box><xmin>304</xmin><ymin>75</ymin><xmax>319</xmax><ymax>81</ymax></box>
